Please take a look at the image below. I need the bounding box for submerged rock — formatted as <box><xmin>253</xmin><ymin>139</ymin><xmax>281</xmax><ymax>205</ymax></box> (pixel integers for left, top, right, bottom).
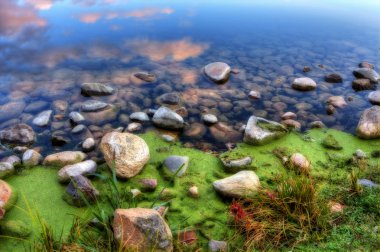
<box><xmin>368</xmin><ymin>91</ymin><xmax>380</xmax><ymax>105</ymax></box>
<box><xmin>163</xmin><ymin>155</ymin><xmax>189</xmax><ymax>177</ymax></box>
<box><xmin>113</xmin><ymin>208</ymin><xmax>173</xmax><ymax>251</ymax></box>
<box><xmin>100</xmin><ymin>132</ymin><xmax>150</xmax><ymax>179</ymax></box>
<box><xmin>327</xmin><ymin>96</ymin><xmax>347</xmax><ymax>109</ymax></box>
<box><xmin>81</xmin><ymin>100</ymin><xmax>110</xmax><ymax>112</ymax></box>
<box><xmin>51</xmin><ymin>131</ymin><xmax>71</xmax><ymax>146</ymax></box>
<box><xmin>130</xmin><ymin>112</ymin><xmax>150</xmax><ymax>122</ymax></box>
<box><xmin>0</xmin><ymin>124</ymin><xmax>36</xmax><ymax>145</ymax></box>
<box><xmin>69</xmin><ymin>111</ymin><xmax>85</xmax><ymax>124</ymax></box>
<box><xmin>204</xmin><ymin>62</ymin><xmax>231</xmax><ymax>83</ymax></box>
<box><xmin>157</xmin><ymin>93</ymin><xmax>180</xmax><ymax>105</ymax></box>
<box><xmin>351</xmin><ymin>78</ymin><xmax>374</xmax><ymax>91</ymax></box>
<box><xmin>152</xmin><ymin>107</ymin><xmax>184</xmax><ymax>130</ymax></box>
<box><xmin>209</xmin><ymin>122</ymin><xmax>241</xmax><ymax>143</ymax></box>
<box><xmin>183</xmin><ymin>123</ymin><xmax>206</xmax><ymax>139</ymax></box>
<box><xmin>82</xmin><ymin>137</ymin><xmax>96</xmax><ymax>152</ymax></box>
<box><xmin>58</xmin><ymin>160</ymin><xmax>97</xmax><ymax>183</ymax></box>
<box><xmin>81</xmin><ymin>83</ymin><xmax>114</xmax><ymax>96</ymax></box>
<box><xmin>63</xmin><ymin>175</ymin><xmax>99</xmax><ymax>207</ymax></box>
<box><xmin>356</xmin><ymin>106</ymin><xmax>380</xmax><ymax>139</ymax></box>
<box><xmin>134</xmin><ymin>72</ymin><xmax>157</xmax><ymax>82</ymax></box>
<box><xmin>248</xmin><ymin>90</ymin><xmax>261</xmax><ymax>99</ymax></box>
<box><xmin>353</xmin><ymin>68</ymin><xmax>379</xmax><ymax>83</ymax></box>
<box><xmin>359</xmin><ymin>61</ymin><xmax>374</xmax><ymax>69</ymax></box>
<box><xmin>213</xmin><ymin>170</ymin><xmax>260</xmax><ymax>198</ymax></box>
<box><xmin>0</xmin><ymin>162</ymin><xmax>14</xmax><ymax>179</ymax></box>
<box><xmin>291</xmin><ymin>77</ymin><xmax>317</xmax><ymax>91</ymax></box>
<box><xmin>202</xmin><ymin>114</ymin><xmax>218</xmax><ymax>124</ymax></box>
<box><xmin>32</xmin><ymin>110</ymin><xmax>52</xmax><ymax>127</ymax></box>
<box><xmin>324</xmin><ymin>73</ymin><xmax>343</xmax><ymax>83</ymax></box>
<box><xmin>243</xmin><ymin>116</ymin><xmax>287</xmax><ymax>145</ymax></box>
<box><xmin>43</xmin><ymin>151</ymin><xmax>87</xmax><ymax>167</ymax></box>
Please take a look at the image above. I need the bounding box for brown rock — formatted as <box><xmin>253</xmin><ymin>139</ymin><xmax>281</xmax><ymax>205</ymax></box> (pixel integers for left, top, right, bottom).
<box><xmin>352</xmin><ymin>79</ymin><xmax>374</xmax><ymax>91</ymax></box>
<box><xmin>113</xmin><ymin>208</ymin><xmax>173</xmax><ymax>251</ymax></box>
<box><xmin>43</xmin><ymin>151</ymin><xmax>86</xmax><ymax>167</ymax></box>
<box><xmin>209</xmin><ymin>122</ymin><xmax>241</xmax><ymax>143</ymax></box>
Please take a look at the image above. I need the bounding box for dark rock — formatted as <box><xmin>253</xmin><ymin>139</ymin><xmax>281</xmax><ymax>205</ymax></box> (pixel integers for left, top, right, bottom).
<box><xmin>321</xmin><ymin>134</ymin><xmax>342</xmax><ymax>150</ymax></box>
<box><xmin>0</xmin><ymin>124</ymin><xmax>36</xmax><ymax>145</ymax></box>
<box><xmin>353</xmin><ymin>68</ymin><xmax>379</xmax><ymax>83</ymax></box>
<box><xmin>324</xmin><ymin>73</ymin><xmax>343</xmax><ymax>83</ymax></box>
<box><xmin>209</xmin><ymin>122</ymin><xmax>241</xmax><ymax>143</ymax></box>
<box><xmin>352</xmin><ymin>79</ymin><xmax>375</xmax><ymax>91</ymax></box>
<box><xmin>368</xmin><ymin>91</ymin><xmax>380</xmax><ymax>105</ymax></box>
<box><xmin>152</xmin><ymin>107</ymin><xmax>184</xmax><ymax>130</ymax></box>
<box><xmin>81</xmin><ymin>83</ymin><xmax>114</xmax><ymax>96</ymax></box>
<box><xmin>157</xmin><ymin>93</ymin><xmax>180</xmax><ymax>105</ymax></box>
<box><xmin>303</xmin><ymin>66</ymin><xmax>311</xmax><ymax>72</ymax></box>
<box><xmin>63</xmin><ymin>175</ymin><xmax>99</xmax><ymax>207</ymax></box>
<box><xmin>52</xmin><ymin>131</ymin><xmax>70</xmax><ymax>146</ymax></box>
<box><xmin>134</xmin><ymin>72</ymin><xmax>157</xmax><ymax>82</ymax></box>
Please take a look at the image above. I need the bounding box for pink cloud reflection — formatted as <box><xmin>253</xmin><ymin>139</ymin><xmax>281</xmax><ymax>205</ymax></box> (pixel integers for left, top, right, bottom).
<box><xmin>79</xmin><ymin>13</ymin><xmax>102</xmax><ymax>23</ymax></box>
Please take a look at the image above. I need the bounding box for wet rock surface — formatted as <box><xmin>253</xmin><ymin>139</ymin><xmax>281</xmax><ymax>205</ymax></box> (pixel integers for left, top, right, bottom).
<box><xmin>0</xmin><ymin>124</ymin><xmax>36</xmax><ymax>146</ymax></box>
<box><xmin>291</xmin><ymin>77</ymin><xmax>317</xmax><ymax>91</ymax></box>
<box><xmin>163</xmin><ymin>155</ymin><xmax>189</xmax><ymax>177</ymax></box>
<box><xmin>204</xmin><ymin>62</ymin><xmax>231</xmax><ymax>83</ymax></box>
<box><xmin>152</xmin><ymin>107</ymin><xmax>184</xmax><ymax>130</ymax></box>
<box><xmin>213</xmin><ymin>170</ymin><xmax>260</xmax><ymax>198</ymax></box>
<box><xmin>356</xmin><ymin>106</ymin><xmax>380</xmax><ymax>139</ymax></box>
<box><xmin>81</xmin><ymin>83</ymin><xmax>114</xmax><ymax>96</ymax></box>
<box><xmin>244</xmin><ymin>116</ymin><xmax>287</xmax><ymax>145</ymax></box>
<box><xmin>353</xmin><ymin>68</ymin><xmax>379</xmax><ymax>83</ymax></box>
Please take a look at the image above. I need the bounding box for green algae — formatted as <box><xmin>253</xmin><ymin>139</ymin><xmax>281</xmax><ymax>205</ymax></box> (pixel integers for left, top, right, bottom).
<box><xmin>0</xmin><ymin>128</ymin><xmax>379</xmax><ymax>251</ymax></box>
<box><xmin>322</xmin><ymin>134</ymin><xmax>343</xmax><ymax>150</ymax></box>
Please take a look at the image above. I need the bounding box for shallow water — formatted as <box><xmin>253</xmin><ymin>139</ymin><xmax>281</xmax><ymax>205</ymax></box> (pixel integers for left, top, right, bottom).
<box><xmin>0</xmin><ymin>0</ymin><xmax>379</xmax><ymax>155</ymax></box>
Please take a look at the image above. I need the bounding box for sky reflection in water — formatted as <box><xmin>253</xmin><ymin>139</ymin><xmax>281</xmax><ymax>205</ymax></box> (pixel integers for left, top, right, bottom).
<box><xmin>0</xmin><ymin>0</ymin><xmax>379</xmax><ymax>152</ymax></box>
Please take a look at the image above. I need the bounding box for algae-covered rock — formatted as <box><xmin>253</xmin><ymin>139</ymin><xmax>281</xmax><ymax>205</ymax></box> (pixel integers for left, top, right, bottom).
<box><xmin>321</xmin><ymin>134</ymin><xmax>343</xmax><ymax>150</ymax></box>
<box><xmin>43</xmin><ymin>151</ymin><xmax>87</xmax><ymax>167</ymax></box>
<box><xmin>113</xmin><ymin>208</ymin><xmax>173</xmax><ymax>252</ymax></box>
<box><xmin>163</xmin><ymin>155</ymin><xmax>189</xmax><ymax>177</ymax></box>
<box><xmin>356</xmin><ymin>106</ymin><xmax>380</xmax><ymax>139</ymax></box>
<box><xmin>0</xmin><ymin>220</ymin><xmax>31</xmax><ymax>237</ymax></box>
<box><xmin>100</xmin><ymin>132</ymin><xmax>150</xmax><ymax>179</ymax></box>
<box><xmin>213</xmin><ymin>170</ymin><xmax>260</xmax><ymax>198</ymax></box>
<box><xmin>63</xmin><ymin>175</ymin><xmax>99</xmax><ymax>207</ymax></box>
<box><xmin>0</xmin><ymin>162</ymin><xmax>15</xmax><ymax>179</ymax></box>
<box><xmin>244</xmin><ymin>116</ymin><xmax>287</xmax><ymax>145</ymax></box>
<box><xmin>220</xmin><ymin>154</ymin><xmax>252</xmax><ymax>173</ymax></box>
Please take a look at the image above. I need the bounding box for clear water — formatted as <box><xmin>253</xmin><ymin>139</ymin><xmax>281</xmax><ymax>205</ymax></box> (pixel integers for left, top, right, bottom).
<box><xmin>0</xmin><ymin>0</ymin><xmax>379</xmax><ymax>155</ymax></box>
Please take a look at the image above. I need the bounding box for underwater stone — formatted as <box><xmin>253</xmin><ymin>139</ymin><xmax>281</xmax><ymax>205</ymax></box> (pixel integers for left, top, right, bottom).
<box><xmin>324</xmin><ymin>73</ymin><xmax>343</xmax><ymax>83</ymax></box>
<box><xmin>351</xmin><ymin>78</ymin><xmax>374</xmax><ymax>91</ymax></box>
<box><xmin>368</xmin><ymin>91</ymin><xmax>380</xmax><ymax>105</ymax></box>
<box><xmin>243</xmin><ymin>116</ymin><xmax>287</xmax><ymax>145</ymax></box>
<box><xmin>291</xmin><ymin>77</ymin><xmax>317</xmax><ymax>91</ymax></box>
<box><xmin>43</xmin><ymin>151</ymin><xmax>87</xmax><ymax>167</ymax></box>
<box><xmin>359</xmin><ymin>61</ymin><xmax>374</xmax><ymax>69</ymax></box>
<box><xmin>130</xmin><ymin>112</ymin><xmax>150</xmax><ymax>122</ymax></box>
<box><xmin>204</xmin><ymin>62</ymin><xmax>231</xmax><ymax>83</ymax></box>
<box><xmin>100</xmin><ymin>132</ymin><xmax>150</xmax><ymax>179</ymax></box>
<box><xmin>58</xmin><ymin>160</ymin><xmax>97</xmax><ymax>183</ymax></box>
<box><xmin>356</xmin><ymin>106</ymin><xmax>380</xmax><ymax>139</ymax></box>
<box><xmin>152</xmin><ymin>106</ymin><xmax>184</xmax><ymax>130</ymax></box>
<box><xmin>248</xmin><ymin>90</ymin><xmax>261</xmax><ymax>99</ymax></box>
<box><xmin>157</xmin><ymin>92</ymin><xmax>180</xmax><ymax>105</ymax></box>
<box><xmin>113</xmin><ymin>208</ymin><xmax>173</xmax><ymax>251</ymax></box>
<box><xmin>82</xmin><ymin>137</ymin><xmax>96</xmax><ymax>152</ymax></box>
<box><xmin>163</xmin><ymin>155</ymin><xmax>189</xmax><ymax>177</ymax></box>
<box><xmin>127</xmin><ymin>122</ymin><xmax>142</xmax><ymax>132</ymax></box>
<box><xmin>327</xmin><ymin>96</ymin><xmax>347</xmax><ymax>109</ymax></box>
<box><xmin>22</xmin><ymin>149</ymin><xmax>42</xmax><ymax>167</ymax></box>
<box><xmin>32</xmin><ymin>110</ymin><xmax>52</xmax><ymax>127</ymax></box>
<box><xmin>81</xmin><ymin>83</ymin><xmax>114</xmax><ymax>96</ymax></box>
<box><xmin>69</xmin><ymin>111</ymin><xmax>85</xmax><ymax>124</ymax></box>
<box><xmin>183</xmin><ymin>123</ymin><xmax>207</xmax><ymax>139</ymax></box>
<box><xmin>134</xmin><ymin>72</ymin><xmax>157</xmax><ymax>82</ymax></box>
<box><xmin>0</xmin><ymin>162</ymin><xmax>14</xmax><ymax>179</ymax></box>
<box><xmin>213</xmin><ymin>170</ymin><xmax>260</xmax><ymax>198</ymax></box>
<box><xmin>281</xmin><ymin>112</ymin><xmax>297</xmax><ymax>120</ymax></box>
<box><xmin>353</xmin><ymin>68</ymin><xmax>380</xmax><ymax>83</ymax></box>
<box><xmin>81</xmin><ymin>100</ymin><xmax>110</xmax><ymax>112</ymax></box>
<box><xmin>202</xmin><ymin>114</ymin><xmax>218</xmax><ymax>124</ymax></box>
<box><xmin>0</xmin><ymin>124</ymin><xmax>36</xmax><ymax>145</ymax></box>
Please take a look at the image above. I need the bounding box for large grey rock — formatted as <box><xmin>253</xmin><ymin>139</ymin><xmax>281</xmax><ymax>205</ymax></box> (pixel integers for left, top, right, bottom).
<box><xmin>291</xmin><ymin>77</ymin><xmax>317</xmax><ymax>91</ymax></box>
<box><xmin>100</xmin><ymin>132</ymin><xmax>150</xmax><ymax>179</ymax></box>
<box><xmin>163</xmin><ymin>156</ymin><xmax>189</xmax><ymax>177</ymax></box>
<box><xmin>81</xmin><ymin>100</ymin><xmax>110</xmax><ymax>112</ymax></box>
<box><xmin>356</xmin><ymin>106</ymin><xmax>380</xmax><ymax>139</ymax></box>
<box><xmin>244</xmin><ymin>116</ymin><xmax>287</xmax><ymax>145</ymax></box>
<box><xmin>213</xmin><ymin>170</ymin><xmax>260</xmax><ymax>198</ymax></box>
<box><xmin>22</xmin><ymin>149</ymin><xmax>42</xmax><ymax>166</ymax></box>
<box><xmin>81</xmin><ymin>83</ymin><xmax>114</xmax><ymax>96</ymax></box>
<box><xmin>0</xmin><ymin>124</ymin><xmax>36</xmax><ymax>145</ymax></box>
<box><xmin>58</xmin><ymin>160</ymin><xmax>97</xmax><ymax>183</ymax></box>
<box><xmin>368</xmin><ymin>91</ymin><xmax>380</xmax><ymax>105</ymax></box>
<box><xmin>0</xmin><ymin>162</ymin><xmax>14</xmax><ymax>179</ymax></box>
<box><xmin>32</xmin><ymin>110</ymin><xmax>52</xmax><ymax>127</ymax></box>
<box><xmin>152</xmin><ymin>107</ymin><xmax>184</xmax><ymax>130</ymax></box>
<box><xmin>204</xmin><ymin>62</ymin><xmax>231</xmax><ymax>83</ymax></box>
<box><xmin>113</xmin><ymin>208</ymin><xmax>173</xmax><ymax>251</ymax></box>
<box><xmin>353</xmin><ymin>68</ymin><xmax>380</xmax><ymax>83</ymax></box>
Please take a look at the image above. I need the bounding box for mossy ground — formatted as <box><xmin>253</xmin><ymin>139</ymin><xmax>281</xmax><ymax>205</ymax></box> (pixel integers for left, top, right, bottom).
<box><xmin>0</xmin><ymin>128</ymin><xmax>379</xmax><ymax>251</ymax></box>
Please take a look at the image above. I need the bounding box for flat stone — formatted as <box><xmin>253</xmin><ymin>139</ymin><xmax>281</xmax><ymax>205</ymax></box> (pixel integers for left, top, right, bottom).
<box><xmin>0</xmin><ymin>124</ymin><xmax>36</xmax><ymax>145</ymax></box>
<box><xmin>81</xmin><ymin>83</ymin><xmax>114</xmax><ymax>96</ymax></box>
<box><xmin>291</xmin><ymin>77</ymin><xmax>317</xmax><ymax>91</ymax></box>
<box><xmin>353</xmin><ymin>68</ymin><xmax>379</xmax><ymax>83</ymax></box>
<box><xmin>213</xmin><ymin>170</ymin><xmax>260</xmax><ymax>198</ymax></box>
<box><xmin>43</xmin><ymin>151</ymin><xmax>87</xmax><ymax>167</ymax></box>
<box><xmin>204</xmin><ymin>62</ymin><xmax>231</xmax><ymax>83</ymax></box>
<box><xmin>0</xmin><ymin>101</ymin><xmax>25</xmax><ymax>121</ymax></box>
<box><xmin>368</xmin><ymin>91</ymin><xmax>380</xmax><ymax>105</ymax></box>
<box><xmin>244</xmin><ymin>116</ymin><xmax>287</xmax><ymax>145</ymax></box>
<box><xmin>32</xmin><ymin>110</ymin><xmax>52</xmax><ymax>127</ymax></box>
<box><xmin>163</xmin><ymin>155</ymin><xmax>189</xmax><ymax>177</ymax></box>
<box><xmin>130</xmin><ymin>112</ymin><xmax>150</xmax><ymax>122</ymax></box>
<box><xmin>58</xmin><ymin>160</ymin><xmax>97</xmax><ymax>183</ymax></box>
<box><xmin>356</xmin><ymin>106</ymin><xmax>380</xmax><ymax>139</ymax></box>
<box><xmin>209</xmin><ymin>122</ymin><xmax>241</xmax><ymax>143</ymax></box>
<box><xmin>113</xmin><ymin>208</ymin><xmax>173</xmax><ymax>251</ymax></box>
<box><xmin>100</xmin><ymin>132</ymin><xmax>150</xmax><ymax>179</ymax></box>
<box><xmin>81</xmin><ymin>100</ymin><xmax>110</xmax><ymax>112</ymax></box>
<box><xmin>134</xmin><ymin>72</ymin><xmax>157</xmax><ymax>82</ymax></box>
<box><xmin>324</xmin><ymin>73</ymin><xmax>343</xmax><ymax>83</ymax></box>
<box><xmin>152</xmin><ymin>107</ymin><xmax>184</xmax><ymax>130</ymax></box>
